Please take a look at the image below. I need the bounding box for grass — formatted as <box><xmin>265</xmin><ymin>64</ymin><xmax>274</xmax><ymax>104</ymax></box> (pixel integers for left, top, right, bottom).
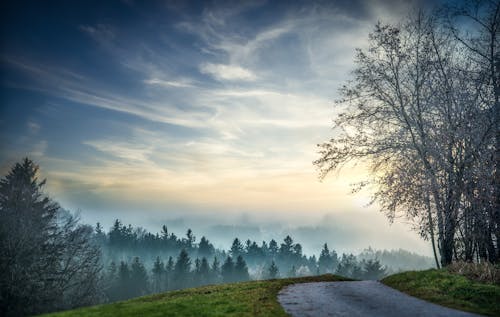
<box><xmin>382</xmin><ymin>269</ymin><xmax>500</xmax><ymax>316</ymax></box>
<box><xmin>41</xmin><ymin>274</ymin><xmax>351</xmax><ymax>317</ymax></box>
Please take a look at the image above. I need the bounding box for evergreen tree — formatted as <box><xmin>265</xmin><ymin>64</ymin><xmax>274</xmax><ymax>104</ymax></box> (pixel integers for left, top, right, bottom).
<box><xmin>104</xmin><ymin>261</ymin><xmax>119</xmax><ymax>302</ymax></box>
<box><xmin>199</xmin><ymin>257</ymin><xmax>211</xmax><ymax>285</ymax></box>
<box><xmin>173</xmin><ymin>249</ymin><xmax>191</xmax><ymax>289</ymax></box>
<box><xmin>152</xmin><ymin>256</ymin><xmax>165</xmax><ymax>293</ymax></box>
<box><xmin>221</xmin><ymin>256</ymin><xmax>235</xmax><ymax>283</ymax></box>
<box><xmin>268</xmin><ymin>261</ymin><xmax>279</xmax><ymax>279</ymax></box>
<box><xmin>161</xmin><ymin>225</ymin><xmax>169</xmax><ymax>240</ymax></box>
<box><xmin>280</xmin><ymin>235</ymin><xmax>294</xmax><ymax>256</ymax></box>
<box><xmin>165</xmin><ymin>256</ymin><xmax>175</xmax><ymax>290</ymax></box>
<box><xmin>198</xmin><ymin>236</ymin><xmax>214</xmax><ymax>258</ymax></box>
<box><xmin>269</xmin><ymin>239</ymin><xmax>278</xmax><ymax>258</ymax></box>
<box><xmin>118</xmin><ymin>261</ymin><xmax>131</xmax><ymax>299</ymax></box>
<box><xmin>210</xmin><ymin>257</ymin><xmax>221</xmax><ymax>284</ymax></box>
<box><xmin>361</xmin><ymin>259</ymin><xmax>386</xmax><ymax>280</ymax></box>
<box><xmin>318</xmin><ymin>243</ymin><xmax>333</xmax><ymax>274</ymax></box>
<box><xmin>193</xmin><ymin>258</ymin><xmax>202</xmax><ymax>286</ymax></box>
<box><xmin>336</xmin><ymin>254</ymin><xmax>361</xmax><ymax>279</ymax></box>
<box><xmin>185</xmin><ymin>229</ymin><xmax>195</xmax><ymax>250</ymax></box>
<box><xmin>234</xmin><ymin>255</ymin><xmax>250</xmax><ymax>282</ymax></box>
<box><xmin>0</xmin><ymin>158</ymin><xmax>101</xmax><ymax>316</ymax></box>
<box><xmin>94</xmin><ymin>222</ymin><xmax>107</xmax><ymax>245</ymax></box>
<box><xmin>130</xmin><ymin>257</ymin><xmax>149</xmax><ymax>296</ymax></box>
<box><xmin>230</xmin><ymin>238</ymin><xmax>244</xmax><ymax>258</ymax></box>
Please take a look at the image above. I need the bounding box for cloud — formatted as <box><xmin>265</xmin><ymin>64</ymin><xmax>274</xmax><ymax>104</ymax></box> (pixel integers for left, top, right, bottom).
<box><xmin>199</xmin><ymin>63</ymin><xmax>257</xmax><ymax>81</ymax></box>
<box><xmin>2</xmin><ymin>57</ymin><xmax>211</xmax><ymax>128</ymax></box>
<box><xmin>27</xmin><ymin>121</ymin><xmax>41</xmax><ymax>134</ymax></box>
<box><xmin>31</xmin><ymin>140</ymin><xmax>48</xmax><ymax>157</ymax></box>
<box><xmin>144</xmin><ymin>78</ymin><xmax>194</xmax><ymax>88</ymax></box>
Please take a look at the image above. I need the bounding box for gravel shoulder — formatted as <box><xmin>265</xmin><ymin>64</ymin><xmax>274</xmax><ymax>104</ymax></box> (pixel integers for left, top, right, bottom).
<box><xmin>278</xmin><ymin>281</ymin><xmax>483</xmax><ymax>317</ymax></box>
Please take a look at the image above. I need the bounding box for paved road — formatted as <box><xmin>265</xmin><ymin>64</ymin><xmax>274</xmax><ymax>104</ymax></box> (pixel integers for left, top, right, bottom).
<box><xmin>278</xmin><ymin>281</ymin><xmax>483</xmax><ymax>317</ymax></box>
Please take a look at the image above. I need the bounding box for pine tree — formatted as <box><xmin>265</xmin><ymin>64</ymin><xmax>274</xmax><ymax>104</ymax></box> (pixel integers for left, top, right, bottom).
<box><xmin>268</xmin><ymin>261</ymin><xmax>279</xmax><ymax>279</ymax></box>
<box><xmin>269</xmin><ymin>239</ymin><xmax>278</xmax><ymax>258</ymax></box>
<box><xmin>199</xmin><ymin>257</ymin><xmax>210</xmax><ymax>285</ymax></box>
<box><xmin>152</xmin><ymin>257</ymin><xmax>165</xmax><ymax>293</ymax></box>
<box><xmin>221</xmin><ymin>256</ymin><xmax>234</xmax><ymax>283</ymax></box>
<box><xmin>230</xmin><ymin>238</ymin><xmax>244</xmax><ymax>258</ymax></box>
<box><xmin>173</xmin><ymin>249</ymin><xmax>191</xmax><ymax>289</ymax></box>
<box><xmin>210</xmin><ymin>257</ymin><xmax>221</xmax><ymax>284</ymax></box>
<box><xmin>0</xmin><ymin>158</ymin><xmax>101</xmax><ymax>315</ymax></box>
<box><xmin>318</xmin><ymin>243</ymin><xmax>333</xmax><ymax>274</ymax></box>
<box><xmin>361</xmin><ymin>259</ymin><xmax>386</xmax><ymax>280</ymax></box>
<box><xmin>118</xmin><ymin>261</ymin><xmax>131</xmax><ymax>299</ymax></box>
<box><xmin>193</xmin><ymin>258</ymin><xmax>202</xmax><ymax>286</ymax></box>
<box><xmin>104</xmin><ymin>261</ymin><xmax>119</xmax><ymax>302</ymax></box>
<box><xmin>234</xmin><ymin>255</ymin><xmax>250</xmax><ymax>282</ymax></box>
<box><xmin>185</xmin><ymin>229</ymin><xmax>195</xmax><ymax>250</ymax></box>
<box><xmin>130</xmin><ymin>257</ymin><xmax>149</xmax><ymax>296</ymax></box>
<box><xmin>165</xmin><ymin>256</ymin><xmax>175</xmax><ymax>290</ymax></box>
<box><xmin>198</xmin><ymin>236</ymin><xmax>214</xmax><ymax>258</ymax></box>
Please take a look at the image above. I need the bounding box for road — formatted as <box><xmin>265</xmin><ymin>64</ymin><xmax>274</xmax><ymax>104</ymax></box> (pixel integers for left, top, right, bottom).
<box><xmin>278</xmin><ymin>281</ymin><xmax>483</xmax><ymax>317</ymax></box>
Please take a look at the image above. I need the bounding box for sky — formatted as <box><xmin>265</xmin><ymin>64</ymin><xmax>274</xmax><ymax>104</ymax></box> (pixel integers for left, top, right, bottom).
<box><xmin>0</xmin><ymin>0</ymin><xmax>443</xmax><ymax>256</ymax></box>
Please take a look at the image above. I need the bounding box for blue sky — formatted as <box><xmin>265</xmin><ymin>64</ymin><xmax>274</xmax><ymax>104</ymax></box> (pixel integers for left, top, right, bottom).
<box><xmin>0</xmin><ymin>0</ymin><xmax>441</xmax><ymax>255</ymax></box>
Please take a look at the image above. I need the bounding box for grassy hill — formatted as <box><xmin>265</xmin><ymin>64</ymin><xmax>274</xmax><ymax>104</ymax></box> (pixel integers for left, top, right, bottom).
<box><xmin>382</xmin><ymin>269</ymin><xmax>500</xmax><ymax>316</ymax></box>
<box><xmin>41</xmin><ymin>269</ymin><xmax>499</xmax><ymax>317</ymax></box>
<box><xmin>41</xmin><ymin>275</ymin><xmax>351</xmax><ymax>317</ymax></box>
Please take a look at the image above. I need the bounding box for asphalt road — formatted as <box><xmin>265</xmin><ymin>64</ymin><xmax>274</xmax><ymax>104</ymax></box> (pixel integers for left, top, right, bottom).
<box><xmin>278</xmin><ymin>281</ymin><xmax>483</xmax><ymax>317</ymax></box>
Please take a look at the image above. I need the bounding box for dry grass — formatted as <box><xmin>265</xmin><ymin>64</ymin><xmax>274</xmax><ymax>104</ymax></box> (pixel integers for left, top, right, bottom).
<box><xmin>447</xmin><ymin>261</ymin><xmax>500</xmax><ymax>284</ymax></box>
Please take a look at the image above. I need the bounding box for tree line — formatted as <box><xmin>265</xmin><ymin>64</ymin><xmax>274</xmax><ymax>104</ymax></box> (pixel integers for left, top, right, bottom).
<box><xmin>96</xmin><ymin>223</ymin><xmax>394</xmax><ymax>302</ymax></box>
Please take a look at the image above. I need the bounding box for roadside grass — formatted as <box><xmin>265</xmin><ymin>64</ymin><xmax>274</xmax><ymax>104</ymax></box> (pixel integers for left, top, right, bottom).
<box><xmin>382</xmin><ymin>269</ymin><xmax>500</xmax><ymax>316</ymax></box>
<box><xmin>41</xmin><ymin>274</ymin><xmax>351</xmax><ymax>317</ymax></box>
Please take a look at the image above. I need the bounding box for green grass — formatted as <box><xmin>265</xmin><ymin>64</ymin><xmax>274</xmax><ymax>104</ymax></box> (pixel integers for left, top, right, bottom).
<box><xmin>382</xmin><ymin>269</ymin><xmax>500</xmax><ymax>316</ymax></box>
<box><xmin>41</xmin><ymin>274</ymin><xmax>351</xmax><ymax>317</ymax></box>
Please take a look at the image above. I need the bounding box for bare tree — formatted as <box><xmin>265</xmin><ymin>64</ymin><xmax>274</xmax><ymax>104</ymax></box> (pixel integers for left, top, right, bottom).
<box><xmin>315</xmin><ymin>4</ymin><xmax>498</xmax><ymax>266</ymax></box>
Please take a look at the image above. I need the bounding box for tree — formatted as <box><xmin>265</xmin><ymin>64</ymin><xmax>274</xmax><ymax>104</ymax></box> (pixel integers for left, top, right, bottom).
<box><xmin>104</xmin><ymin>261</ymin><xmax>120</xmax><ymax>302</ymax></box>
<box><xmin>210</xmin><ymin>257</ymin><xmax>221</xmax><ymax>284</ymax></box>
<box><xmin>152</xmin><ymin>257</ymin><xmax>165</xmax><ymax>293</ymax></box>
<box><xmin>165</xmin><ymin>256</ymin><xmax>175</xmax><ymax>290</ymax></box>
<box><xmin>230</xmin><ymin>238</ymin><xmax>244</xmax><ymax>258</ymax></box>
<box><xmin>234</xmin><ymin>255</ymin><xmax>250</xmax><ymax>282</ymax></box>
<box><xmin>315</xmin><ymin>6</ymin><xmax>499</xmax><ymax>266</ymax></box>
<box><xmin>221</xmin><ymin>256</ymin><xmax>235</xmax><ymax>283</ymax></box>
<box><xmin>268</xmin><ymin>239</ymin><xmax>278</xmax><ymax>258</ymax></box>
<box><xmin>336</xmin><ymin>254</ymin><xmax>361</xmax><ymax>279</ymax></box>
<box><xmin>198</xmin><ymin>236</ymin><xmax>214</xmax><ymax>258</ymax></box>
<box><xmin>267</xmin><ymin>261</ymin><xmax>279</xmax><ymax>279</ymax></box>
<box><xmin>361</xmin><ymin>259</ymin><xmax>386</xmax><ymax>280</ymax></box>
<box><xmin>130</xmin><ymin>257</ymin><xmax>149</xmax><ymax>296</ymax></box>
<box><xmin>173</xmin><ymin>249</ymin><xmax>191</xmax><ymax>289</ymax></box>
<box><xmin>184</xmin><ymin>229</ymin><xmax>195</xmax><ymax>250</ymax></box>
<box><xmin>0</xmin><ymin>158</ymin><xmax>101</xmax><ymax>316</ymax></box>
<box><xmin>318</xmin><ymin>243</ymin><xmax>334</xmax><ymax>274</ymax></box>
<box><xmin>199</xmin><ymin>257</ymin><xmax>211</xmax><ymax>285</ymax></box>
<box><xmin>117</xmin><ymin>261</ymin><xmax>131</xmax><ymax>299</ymax></box>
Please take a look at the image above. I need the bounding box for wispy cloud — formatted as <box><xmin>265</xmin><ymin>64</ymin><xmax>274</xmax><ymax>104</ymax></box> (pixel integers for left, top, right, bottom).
<box><xmin>144</xmin><ymin>78</ymin><xmax>194</xmax><ymax>88</ymax></box>
<box><xmin>199</xmin><ymin>63</ymin><xmax>257</xmax><ymax>81</ymax></box>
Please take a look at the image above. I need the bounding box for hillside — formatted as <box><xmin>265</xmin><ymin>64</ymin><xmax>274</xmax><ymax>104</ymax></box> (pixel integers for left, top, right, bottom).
<box><xmin>41</xmin><ymin>275</ymin><xmax>351</xmax><ymax>317</ymax></box>
<box><xmin>382</xmin><ymin>269</ymin><xmax>500</xmax><ymax>316</ymax></box>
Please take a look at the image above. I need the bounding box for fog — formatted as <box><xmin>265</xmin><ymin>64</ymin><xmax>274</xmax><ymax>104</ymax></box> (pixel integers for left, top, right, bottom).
<box><xmin>77</xmin><ymin>208</ymin><xmax>432</xmax><ymax>258</ymax></box>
